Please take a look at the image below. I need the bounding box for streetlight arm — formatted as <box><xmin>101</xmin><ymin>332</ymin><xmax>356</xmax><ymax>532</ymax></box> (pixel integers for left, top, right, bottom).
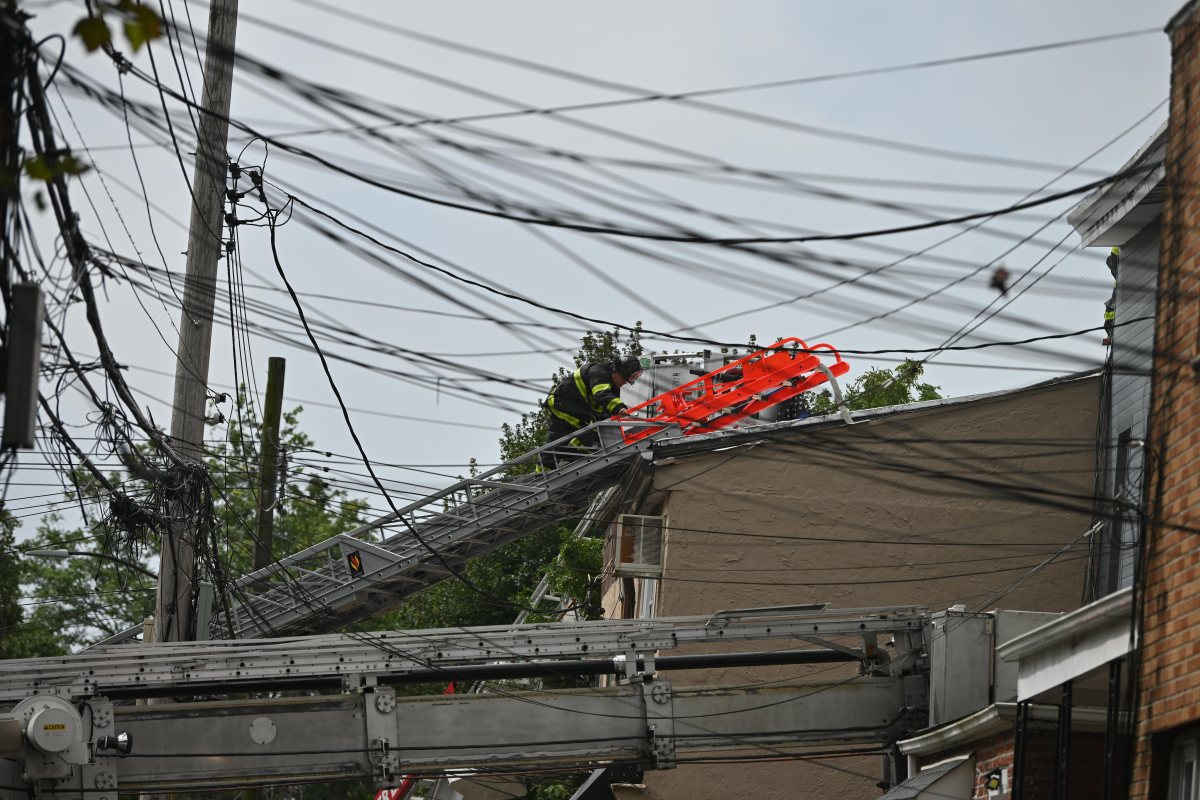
<box><xmin>23</xmin><ymin>549</ymin><xmax>157</xmax><ymax>579</ymax></box>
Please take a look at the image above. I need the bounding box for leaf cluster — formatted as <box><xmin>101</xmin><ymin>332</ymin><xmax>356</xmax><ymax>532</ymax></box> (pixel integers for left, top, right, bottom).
<box><xmin>4</xmin><ymin>399</ymin><xmax>367</xmax><ymax>655</ymax></box>
<box><xmin>72</xmin><ymin>0</ymin><xmax>163</xmax><ymax>53</ymax></box>
<box><xmin>808</xmin><ymin>358</ymin><xmax>942</xmax><ymax>415</ymax></box>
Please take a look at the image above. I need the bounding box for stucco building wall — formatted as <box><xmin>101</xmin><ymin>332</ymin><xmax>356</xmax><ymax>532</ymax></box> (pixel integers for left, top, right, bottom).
<box><xmin>606</xmin><ymin>374</ymin><xmax>1101</xmax><ymax>798</ymax></box>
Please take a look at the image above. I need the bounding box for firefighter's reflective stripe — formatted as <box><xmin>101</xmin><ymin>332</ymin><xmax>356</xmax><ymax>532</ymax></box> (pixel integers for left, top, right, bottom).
<box><xmin>569</xmin><ymin>437</ymin><xmax>590</xmax><ymax>452</ymax></box>
<box><xmin>546</xmin><ymin>394</ymin><xmax>582</xmax><ymax>428</ymax></box>
<box><xmin>546</xmin><ymin>364</ymin><xmax>625</xmax><ymax>429</ymax></box>
<box><xmin>1103</xmin><ymin>247</ymin><xmax>1118</xmax><ymax>331</ymax></box>
<box><xmin>573</xmin><ymin>369</ymin><xmax>591</xmax><ymax>407</ymax></box>
<box><xmin>591</xmin><ymin>382</ymin><xmax>621</xmax><ymax>414</ymax></box>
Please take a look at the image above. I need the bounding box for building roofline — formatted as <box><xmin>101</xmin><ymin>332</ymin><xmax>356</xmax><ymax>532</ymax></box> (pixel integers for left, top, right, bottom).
<box><xmin>1169</xmin><ymin>0</ymin><xmax>1200</xmax><ymax>33</ymax></box>
<box><xmin>898</xmin><ymin>703</ymin><xmax>1110</xmax><ymax>756</ymax></box>
<box><xmin>651</xmin><ymin>370</ymin><xmax>1100</xmax><ymax>458</ymax></box>
<box><xmin>996</xmin><ymin>585</ymin><xmax>1133</xmax><ymax>663</ymax></box>
<box><xmin>1066</xmin><ymin>121</ymin><xmax>1167</xmax><ymax>248</ymax></box>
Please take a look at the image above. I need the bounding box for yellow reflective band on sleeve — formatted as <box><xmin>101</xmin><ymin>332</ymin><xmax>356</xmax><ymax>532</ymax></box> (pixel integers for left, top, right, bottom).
<box><xmin>1104</xmin><ymin>311</ymin><xmax>1115</xmax><ymax>321</ymax></box>
<box><xmin>605</xmin><ymin>397</ymin><xmax>624</xmax><ymax>413</ymax></box>
<box><xmin>569</xmin><ymin>437</ymin><xmax>590</xmax><ymax>453</ymax></box>
<box><xmin>591</xmin><ymin>382</ymin><xmax>615</xmax><ymax>413</ymax></box>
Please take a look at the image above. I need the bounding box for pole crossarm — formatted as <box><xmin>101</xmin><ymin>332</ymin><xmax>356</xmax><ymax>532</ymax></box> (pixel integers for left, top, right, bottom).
<box><xmin>0</xmin><ymin>605</ymin><xmax>926</xmax><ymax>703</ymax></box>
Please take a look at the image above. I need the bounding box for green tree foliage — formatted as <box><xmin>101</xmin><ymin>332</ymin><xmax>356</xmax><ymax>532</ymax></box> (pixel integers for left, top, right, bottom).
<box><xmin>14</xmin><ymin>514</ymin><xmax>156</xmax><ymax>653</ymax></box>
<box><xmin>72</xmin><ymin>1</ymin><xmax>164</xmax><ymax>53</ymax></box>
<box><xmin>808</xmin><ymin>359</ymin><xmax>941</xmax><ymax>414</ymax></box>
<box><xmin>0</xmin><ymin>512</ymin><xmax>64</xmax><ymax>658</ymax></box>
<box><xmin>7</xmin><ymin>400</ymin><xmax>367</xmax><ymax>654</ymax></box>
<box><xmin>210</xmin><ymin>403</ymin><xmax>369</xmax><ymax>578</ymax></box>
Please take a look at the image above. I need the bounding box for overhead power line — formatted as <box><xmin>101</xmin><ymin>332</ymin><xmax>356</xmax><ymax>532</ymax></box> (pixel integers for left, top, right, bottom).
<box><xmin>272</xmin><ymin>4</ymin><xmax>1157</xmax><ymax>157</ymax></box>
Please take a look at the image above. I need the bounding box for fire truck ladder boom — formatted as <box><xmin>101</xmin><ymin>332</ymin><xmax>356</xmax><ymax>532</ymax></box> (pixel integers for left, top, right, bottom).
<box><xmin>0</xmin><ymin>605</ymin><xmax>927</xmax><ymax>798</ymax></box>
<box><xmin>100</xmin><ymin>340</ymin><xmax>849</xmax><ymax>644</ymax></box>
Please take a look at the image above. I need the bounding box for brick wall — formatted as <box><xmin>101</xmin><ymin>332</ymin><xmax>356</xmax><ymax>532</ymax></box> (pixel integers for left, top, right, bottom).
<box><xmin>1132</xmin><ymin>4</ymin><xmax>1200</xmax><ymax>798</ymax></box>
<box><xmin>916</xmin><ymin>728</ymin><xmax>1109</xmax><ymax>800</ymax></box>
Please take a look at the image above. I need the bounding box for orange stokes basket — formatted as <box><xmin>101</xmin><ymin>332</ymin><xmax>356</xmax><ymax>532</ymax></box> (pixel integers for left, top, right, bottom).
<box><xmin>615</xmin><ymin>338</ymin><xmax>850</xmax><ymax>444</ymax></box>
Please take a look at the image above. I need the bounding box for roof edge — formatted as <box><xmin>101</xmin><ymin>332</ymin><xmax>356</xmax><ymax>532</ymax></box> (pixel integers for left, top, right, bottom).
<box><xmin>651</xmin><ymin>369</ymin><xmax>1102</xmax><ymax>456</ymax></box>
<box><xmin>1169</xmin><ymin>0</ymin><xmax>1200</xmax><ymax>33</ymax></box>
<box><xmin>996</xmin><ymin>585</ymin><xmax>1132</xmax><ymax>662</ymax></box>
<box><xmin>898</xmin><ymin>703</ymin><xmax>1110</xmax><ymax>755</ymax></box>
<box><xmin>1066</xmin><ymin>121</ymin><xmax>1168</xmax><ymax>247</ymax></box>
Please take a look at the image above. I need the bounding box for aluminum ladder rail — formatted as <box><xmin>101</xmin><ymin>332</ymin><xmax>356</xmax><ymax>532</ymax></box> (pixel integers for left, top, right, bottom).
<box><xmin>210</xmin><ymin>421</ymin><xmax>668</xmax><ymax>639</ymax></box>
<box><xmin>0</xmin><ymin>604</ymin><xmax>928</xmax><ymax>702</ymax></box>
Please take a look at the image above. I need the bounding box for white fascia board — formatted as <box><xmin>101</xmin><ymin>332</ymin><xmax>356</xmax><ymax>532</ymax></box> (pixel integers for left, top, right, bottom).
<box><xmin>997</xmin><ymin>586</ymin><xmax>1132</xmax><ymax>661</ymax></box>
<box><xmin>995</xmin><ymin>587</ymin><xmax>1134</xmax><ymax>701</ymax></box>
<box><xmin>1066</xmin><ymin>121</ymin><xmax>1167</xmax><ymax>248</ymax></box>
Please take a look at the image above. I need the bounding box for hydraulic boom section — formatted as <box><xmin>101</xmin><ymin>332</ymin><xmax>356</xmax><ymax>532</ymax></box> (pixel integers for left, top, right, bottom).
<box><xmin>0</xmin><ymin>605</ymin><xmax>928</xmax><ymax>798</ymax></box>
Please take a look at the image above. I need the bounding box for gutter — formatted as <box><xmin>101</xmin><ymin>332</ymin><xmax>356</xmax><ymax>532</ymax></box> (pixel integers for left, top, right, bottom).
<box><xmin>898</xmin><ymin>702</ymin><xmax>1110</xmax><ymax>757</ymax></box>
<box><xmin>996</xmin><ymin>585</ymin><xmax>1132</xmax><ymax>663</ymax></box>
<box><xmin>1066</xmin><ymin>121</ymin><xmax>1167</xmax><ymax>247</ymax></box>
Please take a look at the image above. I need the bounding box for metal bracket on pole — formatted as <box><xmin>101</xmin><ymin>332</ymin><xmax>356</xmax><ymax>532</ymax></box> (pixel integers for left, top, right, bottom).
<box><xmin>83</xmin><ymin>699</ymin><xmax>122</xmax><ymax>800</ymax></box>
<box><xmin>346</xmin><ymin>672</ymin><xmax>380</xmax><ymax>693</ymax></box>
<box><xmin>194</xmin><ymin>582</ymin><xmax>214</xmax><ymax>642</ymax></box>
<box><xmin>364</xmin><ymin>687</ymin><xmax>399</xmax><ymax>786</ymax></box>
<box><xmin>616</xmin><ymin>648</ymin><xmax>657</xmax><ymax>684</ymax></box>
<box><xmin>814</xmin><ymin>363</ymin><xmax>854</xmax><ymax>424</ymax></box>
<box><xmin>643</xmin><ymin>679</ymin><xmax>676</xmax><ymax>769</ymax></box>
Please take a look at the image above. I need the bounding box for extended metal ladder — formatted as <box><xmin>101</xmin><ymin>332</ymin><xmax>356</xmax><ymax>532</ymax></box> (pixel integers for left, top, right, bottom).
<box><xmin>98</xmin><ymin>421</ymin><xmax>664</xmax><ymax>645</ymax></box>
<box><xmin>99</xmin><ymin>342</ymin><xmax>851</xmax><ymax>645</ymax></box>
<box><xmin>208</xmin><ymin>420</ymin><xmax>669</xmax><ymax>640</ymax></box>
<box><xmin>208</xmin><ymin>420</ymin><xmax>672</xmax><ymax>640</ymax></box>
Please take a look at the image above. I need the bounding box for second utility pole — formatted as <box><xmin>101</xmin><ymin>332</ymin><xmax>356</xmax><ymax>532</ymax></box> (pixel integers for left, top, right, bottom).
<box><xmin>253</xmin><ymin>357</ymin><xmax>286</xmax><ymax>572</ymax></box>
<box><xmin>157</xmin><ymin>0</ymin><xmax>239</xmax><ymax>644</ymax></box>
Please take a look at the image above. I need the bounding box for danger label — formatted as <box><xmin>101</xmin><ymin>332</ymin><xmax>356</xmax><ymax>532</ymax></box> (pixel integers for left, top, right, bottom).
<box><xmin>42</xmin><ymin>724</ymin><xmax>67</xmax><ymax>731</ymax></box>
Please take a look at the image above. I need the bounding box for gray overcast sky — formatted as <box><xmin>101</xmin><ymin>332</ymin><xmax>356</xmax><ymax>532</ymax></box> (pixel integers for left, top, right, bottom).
<box><xmin>11</xmin><ymin>0</ymin><xmax>1177</xmax><ymax>526</ymax></box>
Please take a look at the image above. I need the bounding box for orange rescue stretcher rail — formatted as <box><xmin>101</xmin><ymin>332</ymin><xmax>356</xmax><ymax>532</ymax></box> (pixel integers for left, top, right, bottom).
<box><xmin>614</xmin><ymin>337</ymin><xmax>850</xmax><ymax>445</ymax></box>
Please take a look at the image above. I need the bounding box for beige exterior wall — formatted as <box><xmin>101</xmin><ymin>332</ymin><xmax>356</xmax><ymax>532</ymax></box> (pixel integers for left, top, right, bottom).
<box><xmin>607</xmin><ymin>375</ymin><xmax>1101</xmax><ymax>799</ymax></box>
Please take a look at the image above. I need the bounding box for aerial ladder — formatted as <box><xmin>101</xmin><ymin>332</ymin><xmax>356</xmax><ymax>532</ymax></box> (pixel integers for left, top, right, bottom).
<box><xmin>0</xmin><ymin>604</ymin><xmax>927</xmax><ymax>798</ymax></box>
<box><xmin>101</xmin><ymin>339</ymin><xmax>851</xmax><ymax>643</ymax></box>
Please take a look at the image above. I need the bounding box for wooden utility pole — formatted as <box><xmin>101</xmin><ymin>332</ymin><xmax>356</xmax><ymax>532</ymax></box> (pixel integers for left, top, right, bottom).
<box><xmin>156</xmin><ymin>0</ymin><xmax>239</xmax><ymax>643</ymax></box>
<box><xmin>253</xmin><ymin>357</ymin><xmax>286</xmax><ymax>571</ymax></box>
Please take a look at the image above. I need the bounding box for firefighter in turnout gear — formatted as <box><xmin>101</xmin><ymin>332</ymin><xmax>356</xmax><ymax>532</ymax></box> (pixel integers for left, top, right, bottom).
<box><xmin>542</xmin><ymin>357</ymin><xmax>644</xmax><ymax>469</ymax></box>
<box><xmin>1103</xmin><ymin>246</ymin><xmax>1119</xmax><ymax>346</ymax></box>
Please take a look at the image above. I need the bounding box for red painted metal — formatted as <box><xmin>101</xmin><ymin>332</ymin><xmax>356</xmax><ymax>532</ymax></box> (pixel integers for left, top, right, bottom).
<box><xmin>615</xmin><ymin>338</ymin><xmax>850</xmax><ymax>444</ymax></box>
